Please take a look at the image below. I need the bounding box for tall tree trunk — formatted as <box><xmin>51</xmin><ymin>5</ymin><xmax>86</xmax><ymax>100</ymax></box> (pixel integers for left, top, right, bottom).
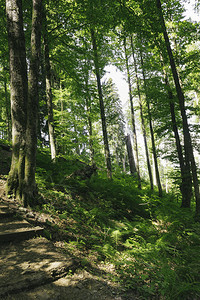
<box><xmin>59</xmin><ymin>82</ymin><xmax>66</xmax><ymax>154</ymax></box>
<box><xmin>139</xmin><ymin>47</ymin><xmax>163</xmax><ymax>197</ymax></box>
<box><xmin>43</xmin><ymin>9</ymin><xmax>56</xmax><ymax>161</ymax></box>
<box><xmin>85</xmin><ymin>94</ymin><xmax>95</xmax><ymax>164</ymax></box>
<box><xmin>83</xmin><ymin>41</ymin><xmax>95</xmax><ymax>164</ymax></box>
<box><xmin>124</xmin><ymin>37</ymin><xmax>141</xmax><ymax>188</ymax></box>
<box><xmin>87</xmin><ymin>102</ymin><xmax>95</xmax><ymax>163</ymax></box>
<box><xmin>125</xmin><ymin>134</ymin><xmax>137</xmax><ymax>176</ymax></box>
<box><xmin>131</xmin><ymin>36</ymin><xmax>153</xmax><ymax>190</ymax></box>
<box><xmin>161</xmin><ymin>64</ymin><xmax>192</xmax><ymax>207</ymax></box>
<box><xmin>37</xmin><ymin>49</ymin><xmax>46</xmax><ymax>144</ymax></box>
<box><xmin>154</xmin><ymin>35</ymin><xmax>193</xmax><ymax>206</ymax></box>
<box><xmin>84</xmin><ymin>70</ymin><xmax>95</xmax><ymax>164</ymax></box>
<box><xmin>156</xmin><ymin>0</ymin><xmax>200</xmax><ymax>214</ymax></box>
<box><xmin>169</xmin><ymin>100</ymin><xmax>193</xmax><ymax>207</ymax></box>
<box><xmin>91</xmin><ymin>28</ymin><xmax>112</xmax><ymax>179</ymax></box>
<box><xmin>6</xmin><ymin>0</ymin><xmax>28</xmax><ymax>199</ymax></box>
<box><xmin>123</xmin><ymin>150</ymin><xmax>127</xmax><ymax>173</ymax></box>
<box><xmin>23</xmin><ymin>0</ymin><xmax>42</xmax><ymax>207</ymax></box>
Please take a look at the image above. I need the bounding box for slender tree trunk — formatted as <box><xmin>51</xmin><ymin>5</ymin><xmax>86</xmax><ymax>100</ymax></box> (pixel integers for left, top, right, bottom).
<box><xmin>37</xmin><ymin>49</ymin><xmax>46</xmax><ymax>144</ymax></box>
<box><xmin>148</xmin><ymin>102</ymin><xmax>163</xmax><ymax>197</ymax></box>
<box><xmin>84</xmin><ymin>74</ymin><xmax>95</xmax><ymax>164</ymax></box>
<box><xmin>131</xmin><ymin>37</ymin><xmax>153</xmax><ymax>190</ymax></box>
<box><xmin>154</xmin><ymin>36</ymin><xmax>193</xmax><ymax>206</ymax></box>
<box><xmin>170</xmin><ymin>101</ymin><xmax>193</xmax><ymax>207</ymax></box>
<box><xmin>86</xmin><ymin>96</ymin><xmax>95</xmax><ymax>164</ymax></box>
<box><xmin>23</xmin><ymin>0</ymin><xmax>42</xmax><ymax>207</ymax></box>
<box><xmin>59</xmin><ymin>82</ymin><xmax>65</xmax><ymax>154</ymax></box>
<box><xmin>43</xmin><ymin>10</ymin><xmax>56</xmax><ymax>161</ymax></box>
<box><xmin>125</xmin><ymin>134</ymin><xmax>137</xmax><ymax>176</ymax></box>
<box><xmin>156</xmin><ymin>0</ymin><xmax>200</xmax><ymax>214</ymax></box>
<box><xmin>83</xmin><ymin>41</ymin><xmax>95</xmax><ymax>164</ymax></box>
<box><xmin>162</xmin><ymin>65</ymin><xmax>192</xmax><ymax>207</ymax></box>
<box><xmin>123</xmin><ymin>150</ymin><xmax>127</xmax><ymax>172</ymax></box>
<box><xmin>6</xmin><ymin>0</ymin><xmax>28</xmax><ymax>199</ymax></box>
<box><xmin>91</xmin><ymin>28</ymin><xmax>112</xmax><ymax>179</ymax></box>
<box><xmin>139</xmin><ymin>47</ymin><xmax>163</xmax><ymax>197</ymax></box>
<box><xmin>124</xmin><ymin>37</ymin><xmax>141</xmax><ymax>188</ymax></box>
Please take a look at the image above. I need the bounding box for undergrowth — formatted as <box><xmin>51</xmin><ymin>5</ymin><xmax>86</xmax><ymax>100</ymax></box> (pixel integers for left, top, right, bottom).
<box><xmin>35</xmin><ymin>150</ymin><xmax>200</xmax><ymax>300</ymax></box>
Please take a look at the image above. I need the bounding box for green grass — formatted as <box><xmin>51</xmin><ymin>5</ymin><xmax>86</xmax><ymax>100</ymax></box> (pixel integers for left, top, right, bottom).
<box><xmin>35</xmin><ymin>150</ymin><xmax>200</xmax><ymax>299</ymax></box>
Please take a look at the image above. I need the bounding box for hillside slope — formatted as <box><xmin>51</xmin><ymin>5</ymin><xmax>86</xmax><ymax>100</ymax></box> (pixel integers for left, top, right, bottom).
<box><xmin>1</xmin><ymin>147</ymin><xmax>200</xmax><ymax>299</ymax></box>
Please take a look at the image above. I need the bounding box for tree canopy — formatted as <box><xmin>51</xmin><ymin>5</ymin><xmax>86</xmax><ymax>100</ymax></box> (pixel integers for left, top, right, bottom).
<box><xmin>1</xmin><ymin>0</ymin><xmax>199</xmax><ymax>212</ymax></box>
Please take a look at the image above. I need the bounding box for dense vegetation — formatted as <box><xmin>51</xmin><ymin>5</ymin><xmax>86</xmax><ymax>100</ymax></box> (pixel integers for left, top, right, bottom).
<box><xmin>0</xmin><ymin>0</ymin><xmax>200</xmax><ymax>298</ymax></box>
<box><xmin>1</xmin><ymin>0</ymin><xmax>199</xmax><ymax>208</ymax></box>
<box><xmin>27</xmin><ymin>149</ymin><xmax>200</xmax><ymax>298</ymax></box>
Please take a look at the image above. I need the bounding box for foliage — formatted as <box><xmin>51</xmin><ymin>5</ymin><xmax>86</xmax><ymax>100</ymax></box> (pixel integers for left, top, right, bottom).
<box><xmin>33</xmin><ymin>150</ymin><xmax>200</xmax><ymax>299</ymax></box>
<box><xmin>1</xmin><ymin>0</ymin><xmax>200</xmax><ymax>296</ymax></box>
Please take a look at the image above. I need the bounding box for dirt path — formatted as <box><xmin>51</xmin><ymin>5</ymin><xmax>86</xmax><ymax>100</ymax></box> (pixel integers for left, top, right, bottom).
<box><xmin>0</xmin><ymin>178</ymin><xmax>139</xmax><ymax>300</ymax></box>
<box><xmin>3</xmin><ymin>270</ymin><xmax>124</xmax><ymax>300</ymax></box>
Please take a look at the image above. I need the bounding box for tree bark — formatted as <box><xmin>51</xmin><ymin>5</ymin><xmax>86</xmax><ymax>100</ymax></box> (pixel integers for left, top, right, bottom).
<box><xmin>131</xmin><ymin>36</ymin><xmax>153</xmax><ymax>190</ymax></box>
<box><xmin>43</xmin><ymin>9</ymin><xmax>57</xmax><ymax>161</ymax></box>
<box><xmin>23</xmin><ymin>0</ymin><xmax>42</xmax><ymax>207</ymax></box>
<box><xmin>124</xmin><ymin>37</ymin><xmax>141</xmax><ymax>188</ymax></box>
<box><xmin>91</xmin><ymin>28</ymin><xmax>112</xmax><ymax>179</ymax></box>
<box><xmin>156</xmin><ymin>0</ymin><xmax>200</xmax><ymax>214</ymax></box>
<box><xmin>125</xmin><ymin>134</ymin><xmax>137</xmax><ymax>176</ymax></box>
<box><xmin>6</xmin><ymin>0</ymin><xmax>28</xmax><ymax>199</ymax></box>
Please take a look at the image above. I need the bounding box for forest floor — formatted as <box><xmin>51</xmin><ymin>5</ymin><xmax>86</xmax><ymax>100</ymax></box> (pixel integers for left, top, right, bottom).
<box><xmin>0</xmin><ymin>148</ymin><xmax>140</xmax><ymax>300</ymax></box>
<box><xmin>1</xmin><ymin>145</ymin><xmax>200</xmax><ymax>299</ymax></box>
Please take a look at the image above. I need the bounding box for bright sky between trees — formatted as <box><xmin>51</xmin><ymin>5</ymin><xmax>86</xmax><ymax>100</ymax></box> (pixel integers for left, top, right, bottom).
<box><xmin>104</xmin><ymin>0</ymin><xmax>199</xmax><ymax>112</ymax></box>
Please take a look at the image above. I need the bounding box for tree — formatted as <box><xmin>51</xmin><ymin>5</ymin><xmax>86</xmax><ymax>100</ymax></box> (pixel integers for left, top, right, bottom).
<box><xmin>125</xmin><ymin>134</ymin><xmax>137</xmax><ymax>176</ymax></box>
<box><xmin>6</xmin><ymin>0</ymin><xmax>42</xmax><ymax>206</ymax></box>
<box><xmin>23</xmin><ymin>0</ymin><xmax>42</xmax><ymax>206</ymax></box>
<box><xmin>43</xmin><ymin>6</ymin><xmax>57</xmax><ymax>161</ymax></box>
<box><xmin>91</xmin><ymin>29</ymin><xmax>112</xmax><ymax>178</ymax></box>
<box><xmin>160</xmin><ymin>52</ymin><xmax>193</xmax><ymax>208</ymax></box>
<box><xmin>6</xmin><ymin>0</ymin><xmax>29</xmax><ymax>199</ymax></box>
<box><xmin>156</xmin><ymin>0</ymin><xmax>200</xmax><ymax>215</ymax></box>
<box><xmin>124</xmin><ymin>35</ymin><xmax>141</xmax><ymax>188</ymax></box>
<box><xmin>103</xmin><ymin>78</ymin><xmax>126</xmax><ymax>170</ymax></box>
<box><xmin>139</xmin><ymin>44</ymin><xmax>163</xmax><ymax>197</ymax></box>
<box><xmin>131</xmin><ymin>36</ymin><xmax>154</xmax><ymax>190</ymax></box>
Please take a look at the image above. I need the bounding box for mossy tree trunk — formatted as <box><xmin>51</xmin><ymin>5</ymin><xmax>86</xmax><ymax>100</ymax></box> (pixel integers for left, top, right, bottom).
<box><xmin>6</xmin><ymin>0</ymin><xmax>42</xmax><ymax>207</ymax></box>
<box><xmin>23</xmin><ymin>0</ymin><xmax>42</xmax><ymax>207</ymax></box>
<box><xmin>6</xmin><ymin>0</ymin><xmax>28</xmax><ymax>199</ymax></box>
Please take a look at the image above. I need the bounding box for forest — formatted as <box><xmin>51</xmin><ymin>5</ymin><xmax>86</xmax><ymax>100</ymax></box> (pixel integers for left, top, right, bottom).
<box><xmin>0</xmin><ymin>0</ymin><xmax>200</xmax><ymax>298</ymax></box>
